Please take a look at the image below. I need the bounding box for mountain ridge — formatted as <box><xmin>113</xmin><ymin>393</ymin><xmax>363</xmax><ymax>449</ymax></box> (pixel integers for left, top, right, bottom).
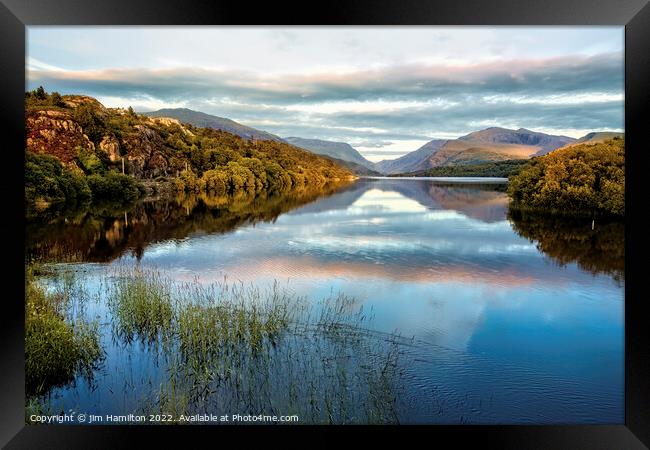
<box><xmin>283</xmin><ymin>137</ymin><xmax>376</xmax><ymax>171</ymax></box>
<box><xmin>144</xmin><ymin>108</ymin><xmax>284</xmax><ymax>142</ymax></box>
<box><xmin>374</xmin><ymin>128</ymin><xmax>583</xmax><ymax>174</ymax></box>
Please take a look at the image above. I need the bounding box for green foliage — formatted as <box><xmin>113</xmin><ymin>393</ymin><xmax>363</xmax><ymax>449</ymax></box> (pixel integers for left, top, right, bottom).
<box><xmin>49</xmin><ymin>92</ymin><xmax>65</xmax><ymax>107</ymax></box>
<box><xmin>87</xmin><ymin>172</ymin><xmax>143</xmax><ymax>201</ymax></box>
<box><xmin>508</xmin><ymin>138</ymin><xmax>624</xmax><ymax>216</ymax></box>
<box><xmin>26</xmin><ymin>152</ymin><xmax>144</xmax><ymax>216</ymax></box>
<box><xmin>201</xmin><ymin>169</ymin><xmax>229</xmax><ymax>195</ymax></box>
<box><xmin>25</xmin><ymin>152</ymin><xmax>92</xmax><ymax>208</ymax></box>
<box><xmin>76</xmin><ymin>147</ymin><xmax>104</xmax><ymax>174</ymax></box>
<box><xmin>25</xmin><ymin>86</ymin><xmax>67</xmax><ymax>110</ymax></box>
<box><xmin>71</xmin><ymin>103</ymin><xmax>106</xmax><ymax>145</ymax></box>
<box><xmin>25</xmin><ymin>267</ymin><xmax>103</xmax><ymax>396</ymax></box>
<box><xmin>396</xmin><ymin>159</ymin><xmax>530</xmax><ymax>178</ymax></box>
<box><xmin>26</xmin><ymin>91</ymin><xmax>352</xmax><ymax>211</ymax></box>
<box><xmin>34</xmin><ymin>86</ymin><xmax>46</xmax><ymax>100</ymax></box>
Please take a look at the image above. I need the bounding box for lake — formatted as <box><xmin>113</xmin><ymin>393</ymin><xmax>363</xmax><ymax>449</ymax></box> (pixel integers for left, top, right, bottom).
<box><xmin>28</xmin><ymin>178</ymin><xmax>624</xmax><ymax>424</ymax></box>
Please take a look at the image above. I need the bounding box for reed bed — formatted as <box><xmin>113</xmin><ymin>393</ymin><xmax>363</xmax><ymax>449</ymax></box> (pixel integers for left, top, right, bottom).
<box><xmin>107</xmin><ymin>267</ymin><xmax>408</xmax><ymax>424</ymax></box>
<box><xmin>25</xmin><ymin>263</ymin><xmax>103</xmax><ymax>397</ymax></box>
<box><xmin>27</xmin><ymin>264</ymin><xmax>411</xmax><ymax>424</ymax></box>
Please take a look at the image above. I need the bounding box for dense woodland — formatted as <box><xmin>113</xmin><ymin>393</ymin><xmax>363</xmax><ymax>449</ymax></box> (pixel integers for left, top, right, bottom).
<box><xmin>507</xmin><ymin>138</ymin><xmax>624</xmax><ymax>216</ymax></box>
<box><xmin>393</xmin><ymin>159</ymin><xmax>530</xmax><ymax>178</ymax></box>
<box><xmin>25</xmin><ymin>88</ymin><xmax>352</xmax><ymax>214</ymax></box>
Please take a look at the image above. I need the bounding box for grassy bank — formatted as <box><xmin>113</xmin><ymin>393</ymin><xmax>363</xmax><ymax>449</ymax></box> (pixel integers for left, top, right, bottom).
<box><xmin>25</xmin><ymin>263</ymin><xmax>103</xmax><ymax>397</ymax></box>
<box><xmin>26</xmin><ymin>265</ymin><xmax>409</xmax><ymax>424</ymax></box>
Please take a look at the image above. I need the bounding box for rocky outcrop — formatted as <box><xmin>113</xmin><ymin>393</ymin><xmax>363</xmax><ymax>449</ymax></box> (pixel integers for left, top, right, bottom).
<box><xmin>121</xmin><ymin>125</ymin><xmax>169</xmax><ymax>178</ymax></box>
<box><xmin>147</xmin><ymin>116</ymin><xmax>195</xmax><ymax>136</ymax></box>
<box><xmin>26</xmin><ymin>110</ymin><xmax>95</xmax><ymax>164</ymax></box>
<box><xmin>99</xmin><ymin>135</ymin><xmax>121</xmax><ymax>162</ymax></box>
<box><xmin>63</xmin><ymin>95</ymin><xmax>109</xmax><ymax>118</ymax></box>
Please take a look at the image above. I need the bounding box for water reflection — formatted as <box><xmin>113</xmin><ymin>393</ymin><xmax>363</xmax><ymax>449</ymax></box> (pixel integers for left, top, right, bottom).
<box><xmin>27</xmin><ymin>179</ymin><xmax>623</xmax><ymax>284</ymax></box>
<box><xmin>28</xmin><ymin>178</ymin><xmax>624</xmax><ymax>423</ymax></box>
<box><xmin>26</xmin><ymin>183</ymin><xmax>351</xmax><ymax>263</ymax></box>
<box><xmin>508</xmin><ymin>209</ymin><xmax>624</xmax><ymax>282</ymax></box>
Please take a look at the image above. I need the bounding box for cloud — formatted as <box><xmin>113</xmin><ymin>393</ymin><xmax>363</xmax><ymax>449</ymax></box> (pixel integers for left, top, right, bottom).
<box><xmin>27</xmin><ymin>52</ymin><xmax>623</xmax><ymax>159</ymax></box>
<box><xmin>350</xmin><ymin>140</ymin><xmax>394</xmax><ymax>148</ymax></box>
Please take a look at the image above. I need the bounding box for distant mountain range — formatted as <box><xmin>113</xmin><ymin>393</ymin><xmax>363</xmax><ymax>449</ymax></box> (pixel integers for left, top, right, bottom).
<box><xmin>374</xmin><ymin>140</ymin><xmax>447</xmax><ymax>174</ymax></box>
<box><xmin>144</xmin><ymin>107</ymin><xmax>622</xmax><ymax>176</ymax></box>
<box><xmin>283</xmin><ymin>137</ymin><xmax>376</xmax><ymax>170</ymax></box>
<box><xmin>144</xmin><ymin>108</ymin><xmax>284</xmax><ymax>142</ymax></box>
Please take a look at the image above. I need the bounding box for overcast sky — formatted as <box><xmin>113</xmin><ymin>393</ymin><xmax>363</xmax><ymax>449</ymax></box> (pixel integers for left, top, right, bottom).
<box><xmin>27</xmin><ymin>26</ymin><xmax>624</xmax><ymax>162</ymax></box>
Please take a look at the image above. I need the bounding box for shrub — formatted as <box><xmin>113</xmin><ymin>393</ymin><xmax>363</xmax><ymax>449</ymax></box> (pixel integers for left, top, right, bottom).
<box><xmin>72</xmin><ymin>103</ymin><xmax>106</xmax><ymax>145</ymax></box>
<box><xmin>508</xmin><ymin>138</ymin><xmax>624</xmax><ymax>216</ymax></box>
<box><xmin>25</xmin><ymin>152</ymin><xmax>91</xmax><ymax>208</ymax></box>
<box><xmin>87</xmin><ymin>172</ymin><xmax>143</xmax><ymax>201</ymax></box>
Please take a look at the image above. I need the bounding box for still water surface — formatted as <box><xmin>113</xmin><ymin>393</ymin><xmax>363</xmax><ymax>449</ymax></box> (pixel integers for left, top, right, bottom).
<box><xmin>30</xmin><ymin>178</ymin><xmax>624</xmax><ymax>423</ymax></box>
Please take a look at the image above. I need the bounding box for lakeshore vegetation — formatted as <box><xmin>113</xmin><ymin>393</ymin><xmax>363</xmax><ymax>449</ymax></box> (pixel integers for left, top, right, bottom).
<box><xmin>392</xmin><ymin>159</ymin><xmax>530</xmax><ymax>178</ymax></box>
<box><xmin>507</xmin><ymin>137</ymin><xmax>624</xmax><ymax>217</ymax></box>
<box><xmin>25</xmin><ymin>88</ymin><xmax>352</xmax><ymax>214</ymax></box>
<box><xmin>25</xmin><ymin>264</ymin><xmax>406</xmax><ymax>423</ymax></box>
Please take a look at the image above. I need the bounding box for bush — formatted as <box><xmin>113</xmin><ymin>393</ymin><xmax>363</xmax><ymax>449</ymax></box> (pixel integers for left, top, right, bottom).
<box><xmin>87</xmin><ymin>172</ymin><xmax>143</xmax><ymax>201</ymax></box>
<box><xmin>76</xmin><ymin>147</ymin><xmax>105</xmax><ymax>174</ymax></box>
<box><xmin>508</xmin><ymin>138</ymin><xmax>624</xmax><ymax>216</ymax></box>
<box><xmin>25</xmin><ymin>152</ymin><xmax>91</xmax><ymax>208</ymax></box>
<box><xmin>201</xmin><ymin>169</ymin><xmax>229</xmax><ymax>195</ymax></box>
<box><xmin>71</xmin><ymin>103</ymin><xmax>106</xmax><ymax>145</ymax></box>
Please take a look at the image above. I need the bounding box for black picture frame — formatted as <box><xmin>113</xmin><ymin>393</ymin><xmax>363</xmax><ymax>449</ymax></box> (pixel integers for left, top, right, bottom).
<box><xmin>1</xmin><ymin>0</ymin><xmax>648</xmax><ymax>448</ymax></box>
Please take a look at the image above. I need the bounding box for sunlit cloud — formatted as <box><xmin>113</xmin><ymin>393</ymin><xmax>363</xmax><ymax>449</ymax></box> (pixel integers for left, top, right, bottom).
<box><xmin>27</xmin><ymin>26</ymin><xmax>624</xmax><ymax>161</ymax></box>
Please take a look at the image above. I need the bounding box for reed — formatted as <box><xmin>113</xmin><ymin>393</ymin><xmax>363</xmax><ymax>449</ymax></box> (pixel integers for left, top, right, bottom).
<box><xmin>24</xmin><ymin>264</ymin><xmax>103</xmax><ymax>397</ymax></box>
<box><xmin>106</xmin><ymin>268</ymin><xmax>409</xmax><ymax>423</ymax></box>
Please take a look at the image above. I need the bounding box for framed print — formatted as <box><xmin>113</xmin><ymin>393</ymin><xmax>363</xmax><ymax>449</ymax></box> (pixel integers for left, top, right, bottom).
<box><xmin>1</xmin><ymin>0</ymin><xmax>649</xmax><ymax>448</ymax></box>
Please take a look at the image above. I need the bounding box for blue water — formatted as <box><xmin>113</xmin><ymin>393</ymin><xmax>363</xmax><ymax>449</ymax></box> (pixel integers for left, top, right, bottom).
<box><xmin>36</xmin><ymin>178</ymin><xmax>624</xmax><ymax>424</ymax></box>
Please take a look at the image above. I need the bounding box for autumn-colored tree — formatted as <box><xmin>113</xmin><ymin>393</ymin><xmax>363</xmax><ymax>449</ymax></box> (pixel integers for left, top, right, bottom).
<box><xmin>508</xmin><ymin>138</ymin><xmax>624</xmax><ymax>216</ymax></box>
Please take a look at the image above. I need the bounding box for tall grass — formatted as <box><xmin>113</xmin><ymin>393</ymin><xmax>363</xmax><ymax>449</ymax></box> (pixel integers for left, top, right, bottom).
<box><xmin>107</xmin><ymin>268</ymin><xmax>409</xmax><ymax>424</ymax></box>
<box><xmin>25</xmin><ymin>263</ymin><xmax>103</xmax><ymax>397</ymax></box>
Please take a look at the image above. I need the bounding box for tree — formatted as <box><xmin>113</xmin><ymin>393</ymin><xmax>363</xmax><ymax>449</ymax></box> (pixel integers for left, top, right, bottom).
<box><xmin>508</xmin><ymin>138</ymin><xmax>624</xmax><ymax>216</ymax></box>
<box><xmin>34</xmin><ymin>86</ymin><xmax>47</xmax><ymax>100</ymax></box>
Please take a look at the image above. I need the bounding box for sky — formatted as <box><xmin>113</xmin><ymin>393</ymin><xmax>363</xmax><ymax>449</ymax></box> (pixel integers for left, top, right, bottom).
<box><xmin>27</xmin><ymin>26</ymin><xmax>624</xmax><ymax>162</ymax></box>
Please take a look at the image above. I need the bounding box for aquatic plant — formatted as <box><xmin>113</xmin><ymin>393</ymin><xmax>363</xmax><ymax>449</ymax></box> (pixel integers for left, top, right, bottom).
<box><xmin>106</xmin><ymin>268</ymin><xmax>409</xmax><ymax>424</ymax></box>
<box><xmin>24</xmin><ymin>264</ymin><xmax>103</xmax><ymax>396</ymax></box>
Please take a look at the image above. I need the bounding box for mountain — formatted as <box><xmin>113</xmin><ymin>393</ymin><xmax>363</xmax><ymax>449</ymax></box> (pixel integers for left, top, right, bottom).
<box><xmin>145</xmin><ymin>108</ymin><xmax>283</xmax><ymax>142</ymax></box>
<box><xmin>459</xmin><ymin>127</ymin><xmax>575</xmax><ymax>156</ymax></box>
<box><xmin>322</xmin><ymin>156</ymin><xmax>382</xmax><ymax>176</ymax></box>
<box><xmin>374</xmin><ymin>140</ymin><xmax>448</xmax><ymax>174</ymax></box>
<box><xmin>284</xmin><ymin>137</ymin><xmax>376</xmax><ymax>170</ymax></box>
<box><xmin>573</xmin><ymin>131</ymin><xmax>624</xmax><ymax>145</ymax></box>
<box><xmin>375</xmin><ymin>128</ymin><xmax>577</xmax><ymax>174</ymax></box>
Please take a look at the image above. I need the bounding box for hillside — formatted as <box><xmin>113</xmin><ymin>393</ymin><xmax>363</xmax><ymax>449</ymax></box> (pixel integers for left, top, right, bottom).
<box><xmin>508</xmin><ymin>138</ymin><xmax>624</xmax><ymax>216</ymax></box>
<box><xmin>145</xmin><ymin>108</ymin><xmax>284</xmax><ymax>142</ymax></box>
<box><xmin>322</xmin><ymin>156</ymin><xmax>382</xmax><ymax>176</ymax></box>
<box><xmin>570</xmin><ymin>131</ymin><xmax>624</xmax><ymax>146</ymax></box>
<box><xmin>25</xmin><ymin>89</ymin><xmax>353</xmax><ymax>213</ymax></box>
<box><xmin>375</xmin><ymin>128</ymin><xmax>576</xmax><ymax>174</ymax></box>
<box><xmin>374</xmin><ymin>140</ymin><xmax>448</xmax><ymax>174</ymax></box>
<box><xmin>459</xmin><ymin>127</ymin><xmax>575</xmax><ymax>156</ymax></box>
<box><xmin>284</xmin><ymin>137</ymin><xmax>376</xmax><ymax>171</ymax></box>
